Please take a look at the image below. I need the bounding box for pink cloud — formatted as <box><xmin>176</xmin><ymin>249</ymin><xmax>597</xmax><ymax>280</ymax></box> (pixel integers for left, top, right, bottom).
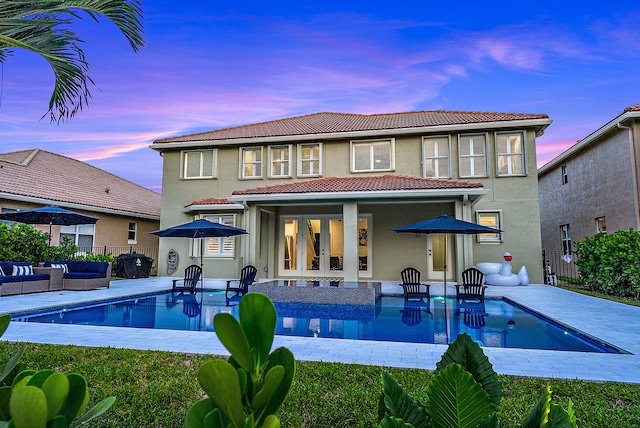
<box><xmin>536</xmin><ymin>139</ymin><xmax>578</xmax><ymax>168</ymax></box>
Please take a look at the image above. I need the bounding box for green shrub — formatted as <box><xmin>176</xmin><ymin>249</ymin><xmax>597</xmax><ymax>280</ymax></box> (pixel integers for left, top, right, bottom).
<box><xmin>73</xmin><ymin>253</ymin><xmax>117</xmax><ymax>264</ymax></box>
<box><xmin>0</xmin><ymin>224</ymin><xmax>78</xmax><ymax>264</ymax></box>
<box><xmin>574</xmin><ymin>229</ymin><xmax>640</xmax><ymax>297</ymax></box>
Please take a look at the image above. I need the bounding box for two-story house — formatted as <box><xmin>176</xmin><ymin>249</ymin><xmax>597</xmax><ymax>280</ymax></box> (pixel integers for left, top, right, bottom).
<box><xmin>538</xmin><ymin>104</ymin><xmax>640</xmax><ymax>256</ymax></box>
<box><xmin>152</xmin><ymin>110</ymin><xmax>551</xmax><ymax>284</ymax></box>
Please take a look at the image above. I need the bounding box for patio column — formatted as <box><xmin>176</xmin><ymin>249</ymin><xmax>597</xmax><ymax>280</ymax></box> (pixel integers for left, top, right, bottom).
<box><xmin>343</xmin><ymin>202</ymin><xmax>359</xmax><ymax>282</ymax></box>
<box><xmin>455</xmin><ymin>197</ymin><xmax>474</xmax><ymax>281</ymax></box>
<box><xmin>244</xmin><ymin>204</ymin><xmax>260</xmax><ymax>268</ymax></box>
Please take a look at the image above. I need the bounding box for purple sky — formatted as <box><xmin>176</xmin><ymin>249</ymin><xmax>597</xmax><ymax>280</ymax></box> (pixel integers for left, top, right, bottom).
<box><xmin>2</xmin><ymin>1</ymin><xmax>640</xmax><ymax>193</ymax></box>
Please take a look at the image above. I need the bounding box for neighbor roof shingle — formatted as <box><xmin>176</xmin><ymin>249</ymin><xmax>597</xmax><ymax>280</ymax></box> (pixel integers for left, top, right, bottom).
<box><xmin>232</xmin><ymin>175</ymin><xmax>483</xmax><ymax>195</ymax></box>
<box><xmin>0</xmin><ymin>149</ymin><xmax>160</xmax><ymax>217</ymax></box>
<box><xmin>154</xmin><ymin>110</ymin><xmax>549</xmax><ymax>143</ymax></box>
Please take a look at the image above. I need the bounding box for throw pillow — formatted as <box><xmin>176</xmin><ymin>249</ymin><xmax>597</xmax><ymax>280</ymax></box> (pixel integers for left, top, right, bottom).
<box><xmin>50</xmin><ymin>263</ymin><xmax>69</xmax><ymax>273</ymax></box>
<box><xmin>12</xmin><ymin>264</ymin><xmax>33</xmax><ymax>276</ymax></box>
<box><xmin>0</xmin><ymin>266</ymin><xmax>4</xmax><ymax>276</ymax></box>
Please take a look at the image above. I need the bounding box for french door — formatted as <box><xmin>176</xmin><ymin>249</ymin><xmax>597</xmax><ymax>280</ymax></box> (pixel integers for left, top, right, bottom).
<box><xmin>427</xmin><ymin>233</ymin><xmax>453</xmax><ymax>281</ymax></box>
<box><xmin>280</xmin><ymin>215</ymin><xmax>370</xmax><ymax>277</ymax></box>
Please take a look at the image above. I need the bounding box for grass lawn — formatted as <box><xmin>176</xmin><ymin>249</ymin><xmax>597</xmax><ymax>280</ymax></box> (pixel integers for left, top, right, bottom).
<box><xmin>1</xmin><ymin>342</ymin><xmax>639</xmax><ymax>427</ymax></box>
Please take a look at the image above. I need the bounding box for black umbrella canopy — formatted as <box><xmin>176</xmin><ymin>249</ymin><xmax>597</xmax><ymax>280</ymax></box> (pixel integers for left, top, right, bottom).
<box><xmin>393</xmin><ymin>215</ymin><xmax>501</xmax><ymax>235</ymax></box>
<box><xmin>0</xmin><ymin>205</ymin><xmax>99</xmax><ymax>226</ymax></box>
<box><xmin>0</xmin><ymin>205</ymin><xmax>99</xmax><ymax>248</ymax></box>
<box><xmin>150</xmin><ymin>219</ymin><xmax>248</xmax><ymax>239</ymax></box>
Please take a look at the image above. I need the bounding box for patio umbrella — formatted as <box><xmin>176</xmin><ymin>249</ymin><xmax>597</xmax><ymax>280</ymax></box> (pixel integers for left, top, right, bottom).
<box><xmin>393</xmin><ymin>214</ymin><xmax>501</xmax><ymax>291</ymax></box>
<box><xmin>150</xmin><ymin>219</ymin><xmax>248</xmax><ymax>285</ymax></box>
<box><xmin>0</xmin><ymin>205</ymin><xmax>99</xmax><ymax>247</ymax></box>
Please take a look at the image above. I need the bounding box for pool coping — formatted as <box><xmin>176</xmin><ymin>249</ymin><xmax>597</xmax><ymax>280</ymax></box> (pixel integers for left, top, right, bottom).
<box><xmin>1</xmin><ymin>277</ymin><xmax>640</xmax><ymax>384</ymax></box>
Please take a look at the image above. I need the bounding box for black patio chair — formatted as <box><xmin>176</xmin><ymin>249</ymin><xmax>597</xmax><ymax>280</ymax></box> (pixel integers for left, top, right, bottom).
<box><xmin>455</xmin><ymin>267</ymin><xmax>487</xmax><ymax>302</ymax></box>
<box><xmin>459</xmin><ymin>301</ymin><xmax>488</xmax><ymax>329</ymax></box>
<box><xmin>399</xmin><ymin>267</ymin><xmax>430</xmax><ymax>301</ymax></box>
<box><xmin>226</xmin><ymin>265</ymin><xmax>257</xmax><ymax>296</ymax></box>
<box><xmin>172</xmin><ymin>264</ymin><xmax>201</xmax><ymax>293</ymax></box>
<box><xmin>400</xmin><ymin>298</ymin><xmax>432</xmax><ymax>326</ymax></box>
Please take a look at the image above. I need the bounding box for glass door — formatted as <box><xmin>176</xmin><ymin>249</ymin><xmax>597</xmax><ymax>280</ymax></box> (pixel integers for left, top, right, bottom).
<box><xmin>427</xmin><ymin>233</ymin><xmax>453</xmax><ymax>281</ymax></box>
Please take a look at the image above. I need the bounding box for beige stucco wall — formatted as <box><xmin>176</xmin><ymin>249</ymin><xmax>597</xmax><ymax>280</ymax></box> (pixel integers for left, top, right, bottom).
<box><xmin>157</xmin><ymin>125</ymin><xmax>544</xmax><ymax>283</ymax></box>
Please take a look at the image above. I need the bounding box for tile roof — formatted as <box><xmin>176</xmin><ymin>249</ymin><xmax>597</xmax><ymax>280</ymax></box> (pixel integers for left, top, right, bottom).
<box><xmin>624</xmin><ymin>104</ymin><xmax>640</xmax><ymax>112</ymax></box>
<box><xmin>186</xmin><ymin>198</ymin><xmax>235</xmax><ymax>207</ymax></box>
<box><xmin>154</xmin><ymin>110</ymin><xmax>549</xmax><ymax>143</ymax></box>
<box><xmin>232</xmin><ymin>175</ymin><xmax>483</xmax><ymax>195</ymax></box>
<box><xmin>0</xmin><ymin>149</ymin><xmax>160</xmax><ymax>218</ymax></box>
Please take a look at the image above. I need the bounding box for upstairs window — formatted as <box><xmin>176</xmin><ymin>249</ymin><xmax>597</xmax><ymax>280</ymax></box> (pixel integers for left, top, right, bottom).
<box><xmin>351</xmin><ymin>139</ymin><xmax>394</xmax><ymax>172</ymax></box>
<box><xmin>269</xmin><ymin>145</ymin><xmax>291</xmax><ymax>178</ymax></box>
<box><xmin>422</xmin><ymin>136</ymin><xmax>450</xmax><ymax>178</ymax></box>
<box><xmin>496</xmin><ymin>132</ymin><xmax>525</xmax><ymax>176</ymax></box>
<box><xmin>128</xmin><ymin>222</ymin><xmax>137</xmax><ymax>244</ymax></box>
<box><xmin>596</xmin><ymin>216</ymin><xmax>606</xmax><ymax>233</ymax></box>
<box><xmin>298</xmin><ymin>143</ymin><xmax>322</xmax><ymax>177</ymax></box>
<box><xmin>182</xmin><ymin>149</ymin><xmax>216</xmax><ymax>179</ymax></box>
<box><xmin>240</xmin><ymin>147</ymin><xmax>263</xmax><ymax>179</ymax></box>
<box><xmin>476</xmin><ymin>211</ymin><xmax>502</xmax><ymax>243</ymax></box>
<box><xmin>458</xmin><ymin>134</ymin><xmax>487</xmax><ymax>178</ymax></box>
<box><xmin>561</xmin><ymin>165</ymin><xmax>568</xmax><ymax>184</ymax></box>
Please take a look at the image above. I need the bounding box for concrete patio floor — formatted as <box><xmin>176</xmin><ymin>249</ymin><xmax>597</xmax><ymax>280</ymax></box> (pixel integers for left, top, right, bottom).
<box><xmin>1</xmin><ymin>277</ymin><xmax>640</xmax><ymax>384</ymax></box>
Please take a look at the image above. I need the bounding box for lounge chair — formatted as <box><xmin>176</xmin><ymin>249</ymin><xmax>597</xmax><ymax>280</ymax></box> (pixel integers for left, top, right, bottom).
<box><xmin>399</xmin><ymin>267</ymin><xmax>430</xmax><ymax>301</ymax></box>
<box><xmin>226</xmin><ymin>265</ymin><xmax>257</xmax><ymax>296</ymax></box>
<box><xmin>172</xmin><ymin>264</ymin><xmax>201</xmax><ymax>293</ymax></box>
<box><xmin>455</xmin><ymin>267</ymin><xmax>487</xmax><ymax>302</ymax></box>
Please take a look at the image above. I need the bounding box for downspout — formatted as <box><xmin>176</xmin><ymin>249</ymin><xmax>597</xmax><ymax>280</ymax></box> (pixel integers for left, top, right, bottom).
<box><xmin>617</xmin><ymin>121</ymin><xmax>640</xmax><ymax>230</ymax></box>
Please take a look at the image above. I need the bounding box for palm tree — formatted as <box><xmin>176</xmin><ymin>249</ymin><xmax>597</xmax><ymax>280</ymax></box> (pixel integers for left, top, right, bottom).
<box><xmin>0</xmin><ymin>0</ymin><xmax>144</xmax><ymax>123</ymax></box>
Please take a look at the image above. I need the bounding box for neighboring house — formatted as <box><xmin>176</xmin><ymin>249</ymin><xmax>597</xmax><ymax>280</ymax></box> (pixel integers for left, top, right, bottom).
<box><xmin>0</xmin><ymin>149</ymin><xmax>161</xmax><ymax>256</ymax></box>
<box><xmin>538</xmin><ymin>104</ymin><xmax>640</xmax><ymax>257</ymax></box>
<box><xmin>152</xmin><ymin>110</ymin><xmax>551</xmax><ymax>283</ymax></box>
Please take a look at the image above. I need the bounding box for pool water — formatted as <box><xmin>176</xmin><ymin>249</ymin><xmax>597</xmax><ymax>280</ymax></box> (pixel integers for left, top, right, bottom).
<box><xmin>12</xmin><ymin>291</ymin><xmax>620</xmax><ymax>353</ymax></box>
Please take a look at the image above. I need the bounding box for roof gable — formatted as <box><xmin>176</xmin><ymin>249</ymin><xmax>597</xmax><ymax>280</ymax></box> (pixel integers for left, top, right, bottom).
<box><xmin>0</xmin><ymin>149</ymin><xmax>160</xmax><ymax>218</ymax></box>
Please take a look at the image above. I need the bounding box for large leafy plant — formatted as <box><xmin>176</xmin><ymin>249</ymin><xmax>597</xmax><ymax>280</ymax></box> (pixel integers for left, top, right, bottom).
<box><xmin>186</xmin><ymin>293</ymin><xmax>295</xmax><ymax>428</ymax></box>
<box><xmin>378</xmin><ymin>333</ymin><xmax>577</xmax><ymax>428</ymax></box>
<box><xmin>0</xmin><ymin>314</ymin><xmax>115</xmax><ymax>427</ymax></box>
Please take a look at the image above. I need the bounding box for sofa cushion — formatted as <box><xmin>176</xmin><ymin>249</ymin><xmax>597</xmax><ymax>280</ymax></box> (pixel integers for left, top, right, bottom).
<box><xmin>2</xmin><ymin>274</ymin><xmax>49</xmax><ymax>283</ymax></box>
<box><xmin>64</xmin><ymin>272</ymin><xmax>104</xmax><ymax>280</ymax></box>
<box><xmin>12</xmin><ymin>264</ymin><xmax>33</xmax><ymax>276</ymax></box>
<box><xmin>0</xmin><ymin>265</ymin><xmax>4</xmax><ymax>276</ymax></box>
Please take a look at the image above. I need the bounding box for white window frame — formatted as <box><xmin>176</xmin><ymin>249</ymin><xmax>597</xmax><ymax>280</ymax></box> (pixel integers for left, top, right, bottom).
<box><xmin>458</xmin><ymin>134</ymin><xmax>487</xmax><ymax>178</ymax></box>
<box><xmin>240</xmin><ymin>147</ymin><xmax>263</xmax><ymax>179</ymax></box>
<box><xmin>297</xmin><ymin>143</ymin><xmax>323</xmax><ymax>177</ymax></box>
<box><xmin>127</xmin><ymin>222</ymin><xmax>137</xmax><ymax>244</ymax></box>
<box><xmin>350</xmin><ymin>138</ymin><xmax>395</xmax><ymax>173</ymax></box>
<box><xmin>60</xmin><ymin>224</ymin><xmax>95</xmax><ymax>250</ymax></box>
<box><xmin>595</xmin><ymin>216</ymin><xmax>606</xmax><ymax>234</ymax></box>
<box><xmin>195</xmin><ymin>214</ymin><xmax>238</xmax><ymax>258</ymax></box>
<box><xmin>561</xmin><ymin>224</ymin><xmax>571</xmax><ymax>256</ymax></box>
<box><xmin>495</xmin><ymin>132</ymin><xmax>526</xmax><ymax>176</ymax></box>
<box><xmin>476</xmin><ymin>211</ymin><xmax>502</xmax><ymax>243</ymax></box>
<box><xmin>268</xmin><ymin>145</ymin><xmax>292</xmax><ymax>178</ymax></box>
<box><xmin>561</xmin><ymin>165</ymin><xmax>568</xmax><ymax>185</ymax></box>
<box><xmin>181</xmin><ymin>149</ymin><xmax>217</xmax><ymax>179</ymax></box>
<box><xmin>422</xmin><ymin>136</ymin><xmax>451</xmax><ymax>178</ymax></box>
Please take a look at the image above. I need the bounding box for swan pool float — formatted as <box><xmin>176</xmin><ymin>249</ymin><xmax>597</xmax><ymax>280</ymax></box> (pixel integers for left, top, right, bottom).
<box><xmin>475</xmin><ymin>252</ymin><xmax>529</xmax><ymax>286</ymax></box>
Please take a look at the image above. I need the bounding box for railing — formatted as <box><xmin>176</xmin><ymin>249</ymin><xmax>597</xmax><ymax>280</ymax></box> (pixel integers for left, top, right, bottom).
<box><xmin>75</xmin><ymin>246</ymin><xmax>159</xmax><ymax>268</ymax></box>
<box><xmin>542</xmin><ymin>249</ymin><xmax>581</xmax><ymax>286</ymax></box>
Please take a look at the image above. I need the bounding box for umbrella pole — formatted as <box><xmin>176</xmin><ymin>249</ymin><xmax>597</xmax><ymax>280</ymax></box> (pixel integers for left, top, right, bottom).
<box><xmin>200</xmin><ymin>238</ymin><xmax>204</xmax><ymax>292</ymax></box>
<box><xmin>443</xmin><ymin>233</ymin><xmax>447</xmax><ymax>298</ymax></box>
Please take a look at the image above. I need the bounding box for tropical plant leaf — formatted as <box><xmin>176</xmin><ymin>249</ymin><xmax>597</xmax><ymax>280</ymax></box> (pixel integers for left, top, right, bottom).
<box><xmin>185</xmin><ymin>398</ymin><xmax>221</xmax><ymax>428</ymax></box>
<box><xmin>548</xmin><ymin>401</ymin><xmax>578</xmax><ymax>428</ymax></box>
<box><xmin>427</xmin><ymin>363</ymin><xmax>496</xmax><ymax>428</ymax></box>
<box><xmin>40</xmin><ymin>372</ymin><xmax>69</xmax><ymax>420</ymax></box>
<box><xmin>262</xmin><ymin>414</ymin><xmax>281</xmax><ymax>428</ymax></box>
<box><xmin>0</xmin><ymin>315</ymin><xmax>10</xmax><ymax>338</ymax></box>
<box><xmin>257</xmin><ymin>347</ymin><xmax>296</xmax><ymax>424</ymax></box>
<box><xmin>239</xmin><ymin>293</ymin><xmax>276</xmax><ymax>369</ymax></box>
<box><xmin>378</xmin><ymin>414</ymin><xmax>416</xmax><ymax>428</ymax></box>
<box><xmin>72</xmin><ymin>396</ymin><xmax>116</xmax><ymax>427</ymax></box>
<box><xmin>519</xmin><ymin>384</ymin><xmax>551</xmax><ymax>428</ymax></box>
<box><xmin>0</xmin><ymin>345</ymin><xmax>26</xmax><ymax>385</ymax></box>
<box><xmin>9</xmin><ymin>385</ymin><xmax>48</xmax><ymax>428</ymax></box>
<box><xmin>436</xmin><ymin>333</ymin><xmax>502</xmax><ymax>406</ymax></box>
<box><xmin>380</xmin><ymin>371</ymin><xmax>429</xmax><ymax>428</ymax></box>
<box><xmin>197</xmin><ymin>360</ymin><xmax>244</xmax><ymax>428</ymax></box>
<box><xmin>251</xmin><ymin>365</ymin><xmax>284</xmax><ymax>410</ymax></box>
<box><xmin>479</xmin><ymin>413</ymin><xmax>501</xmax><ymax>428</ymax></box>
<box><xmin>58</xmin><ymin>373</ymin><xmax>88</xmax><ymax>424</ymax></box>
<box><xmin>213</xmin><ymin>313</ymin><xmax>254</xmax><ymax>373</ymax></box>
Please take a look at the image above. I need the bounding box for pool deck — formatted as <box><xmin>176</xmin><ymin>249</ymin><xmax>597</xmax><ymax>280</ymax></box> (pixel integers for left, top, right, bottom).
<box><xmin>1</xmin><ymin>277</ymin><xmax>640</xmax><ymax>384</ymax></box>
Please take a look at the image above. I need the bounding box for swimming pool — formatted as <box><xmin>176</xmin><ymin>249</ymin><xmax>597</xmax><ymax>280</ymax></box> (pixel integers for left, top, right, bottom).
<box><xmin>11</xmin><ymin>290</ymin><xmax>621</xmax><ymax>353</ymax></box>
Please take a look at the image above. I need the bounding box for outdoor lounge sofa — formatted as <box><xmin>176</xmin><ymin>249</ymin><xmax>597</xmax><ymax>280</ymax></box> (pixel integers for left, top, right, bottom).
<box><xmin>44</xmin><ymin>260</ymin><xmax>112</xmax><ymax>291</ymax></box>
<box><xmin>0</xmin><ymin>261</ymin><xmax>51</xmax><ymax>296</ymax></box>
